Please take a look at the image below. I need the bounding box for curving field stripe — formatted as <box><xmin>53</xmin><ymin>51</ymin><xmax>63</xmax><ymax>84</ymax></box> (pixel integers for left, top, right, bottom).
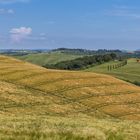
<box><xmin>14</xmin><ymin>71</ymin><xmax>58</xmax><ymax>82</ymax></box>
<box><xmin>118</xmin><ymin>112</ymin><xmax>140</xmax><ymax>118</ymax></box>
<box><xmin>0</xmin><ymin>69</ymin><xmax>33</xmax><ymax>76</ymax></box>
<box><xmin>70</xmin><ymin>101</ymin><xmax>140</xmax><ymax>118</ymax></box>
<box><xmin>1</xmin><ymin>79</ymin><xmax>140</xmax><ymax>118</ymax></box>
<box><xmin>40</xmin><ymin>83</ymin><xmax>128</xmax><ymax>95</ymax></box>
<box><xmin>32</xmin><ymin>76</ymin><xmax>105</xmax><ymax>87</ymax></box>
<box><xmin>61</xmin><ymin>91</ymin><xmax>140</xmax><ymax>102</ymax></box>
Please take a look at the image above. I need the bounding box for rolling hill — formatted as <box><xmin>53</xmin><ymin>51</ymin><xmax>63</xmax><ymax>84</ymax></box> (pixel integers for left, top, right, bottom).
<box><xmin>0</xmin><ymin>55</ymin><xmax>140</xmax><ymax>139</ymax></box>
<box><xmin>85</xmin><ymin>58</ymin><xmax>140</xmax><ymax>84</ymax></box>
<box><xmin>14</xmin><ymin>51</ymin><xmax>83</xmax><ymax>66</ymax></box>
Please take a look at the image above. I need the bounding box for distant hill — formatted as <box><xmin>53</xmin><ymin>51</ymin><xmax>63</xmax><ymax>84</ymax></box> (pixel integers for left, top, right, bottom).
<box><xmin>7</xmin><ymin>48</ymin><xmax>126</xmax><ymax>67</ymax></box>
<box><xmin>14</xmin><ymin>51</ymin><xmax>83</xmax><ymax>66</ymax></box>
<box><xmin>53</xmin><ymin>48</ymin><xmax>123</xmax><ymax>55</ymax></box>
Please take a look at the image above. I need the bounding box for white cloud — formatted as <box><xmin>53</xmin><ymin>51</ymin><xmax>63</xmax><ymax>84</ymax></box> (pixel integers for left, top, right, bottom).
<box><xmin>0</xmin><ymin>8</ymin><xmax>14</xmax><ymax>14</ymax></box>
<box><xmin>10</xmin><ymin>27</ymin><xmax>32</xmax><ymax>43</ymax></box>
<box><xmin>105</xmin><ymin>6</ymin><xmax>140</xmax><ymax>20</ymax></box>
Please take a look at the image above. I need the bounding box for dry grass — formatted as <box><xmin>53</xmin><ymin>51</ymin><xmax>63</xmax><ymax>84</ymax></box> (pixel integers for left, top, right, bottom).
<box><xmin>0</xmin><ymin>55</ymin><xmax>140</xmax><ymax>139</ymax></box>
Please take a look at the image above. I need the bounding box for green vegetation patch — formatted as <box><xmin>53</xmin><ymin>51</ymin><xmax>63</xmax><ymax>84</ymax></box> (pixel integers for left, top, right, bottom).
<box><xmin>85</xmin><ymin>58</ymin><xmax>140</xmax><ymax>84</ymax></box>
<box><xmin>44</xmin><ymin>53</ymin><xmax>117</xmax><ymax>70</ymax></box>
<box><xmin>15</xmin><ymin>51</ymin><xmax>83</xmax><ymax>66</ymax></box>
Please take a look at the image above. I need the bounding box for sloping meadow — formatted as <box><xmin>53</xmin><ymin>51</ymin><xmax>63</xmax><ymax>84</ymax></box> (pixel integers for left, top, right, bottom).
<box><xmin>0</xmin><ymin>55</ymin><xmax>140</xmax><ymax>139</ymax></box>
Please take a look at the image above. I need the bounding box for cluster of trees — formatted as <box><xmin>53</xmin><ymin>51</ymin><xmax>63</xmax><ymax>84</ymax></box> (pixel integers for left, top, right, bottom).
<box><xmin>108</xmin><ymin>60</ymin><xmax>128</xmax><ymax>71</ymax></box>
<box><xmin>44</xmin><ymin>53</ymin><xmax>117</xmax><ymax>70</ymax></box>
<box><xmin>133</xmin><ymin>81</ymin><xmax>140</xmax><ymax>86</ymax></box>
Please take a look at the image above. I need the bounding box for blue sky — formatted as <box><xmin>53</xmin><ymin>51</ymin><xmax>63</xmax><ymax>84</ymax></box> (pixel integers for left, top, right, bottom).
<box><xmin>0</xmin><ymin>0</ymin><xmax>140</xmax><ymax>50</ymax></box>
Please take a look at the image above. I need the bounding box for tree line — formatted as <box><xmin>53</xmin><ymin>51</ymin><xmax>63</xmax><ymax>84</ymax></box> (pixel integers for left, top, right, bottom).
<box><xmin>44</xmin><ymin>53</ymin><xmax>117</xmax><ymax>70</ymax></box>
<box><xmin>107</xmin><ymin>60</ymin><xmax>128</xmax><ymax>71</ymax></box>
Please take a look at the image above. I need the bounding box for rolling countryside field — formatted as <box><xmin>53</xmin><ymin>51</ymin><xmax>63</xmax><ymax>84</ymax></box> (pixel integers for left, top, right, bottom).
<box><xmin>14</xmin><ymin>51</ymin><xmax>83</xmax><ymax>66</ymax></box>
<box><xmin>0</xmin><ymin>55</ymin><xmax>140</xmax><ymax>139</ymax></box>
<box><xmin>85</xmin><ymin>58</ymin><xmax>140</xmax><ymax>84</ymax></box>
<box><xmin>2</xmin><ymin>0</ymin><xmax>140</xmax><ymax>139</ymax></box>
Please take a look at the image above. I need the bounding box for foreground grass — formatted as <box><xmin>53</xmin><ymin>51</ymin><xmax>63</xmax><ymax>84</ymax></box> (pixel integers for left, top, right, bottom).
<box><xmin>0</xmin><ymin>114</ymin><xmax>140</xmax><ymax>140</ymax></box>
<box><xmin>85</xmin><ymin>58</ymin><xmax>140</xmax><ymax>83</ymax></box>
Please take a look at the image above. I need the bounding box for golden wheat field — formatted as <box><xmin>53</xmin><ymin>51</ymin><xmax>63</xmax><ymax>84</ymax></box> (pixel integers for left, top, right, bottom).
<box><xmin>0</xmin><ymin>55</ymin><xmax>140</xmax><ymax>140</ymax></box>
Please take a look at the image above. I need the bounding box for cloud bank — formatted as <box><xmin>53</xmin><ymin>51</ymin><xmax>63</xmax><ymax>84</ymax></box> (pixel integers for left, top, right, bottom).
<box><xmin>10</xmin><ymin>27</ymin><xmax>32</xmax><ymax>43</ymax></box>
<box><xmin>0</xmin><ymin>8</ymin><xmax>14</xmax><ymax>14</ymax></box>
